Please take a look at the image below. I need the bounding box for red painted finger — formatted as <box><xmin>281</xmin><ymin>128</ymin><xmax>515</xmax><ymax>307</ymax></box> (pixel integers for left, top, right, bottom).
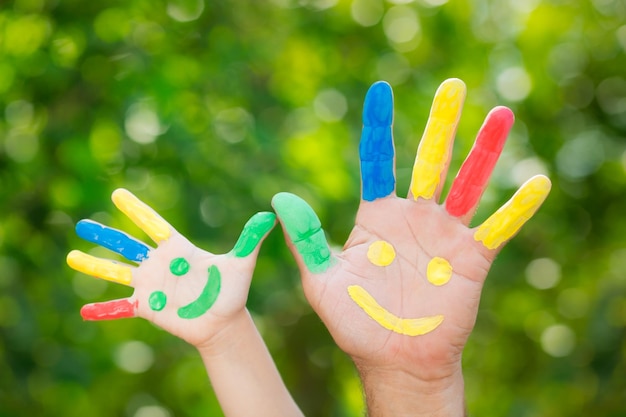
<box><xmin>445</xmin><ymin>106</ymin><xmax>514</xmax><ymax>219</ymax></box>
<box><xmin>81</xmin><ymin>299</ymin><xmax>138</xmax><ymax>320</ymax></box>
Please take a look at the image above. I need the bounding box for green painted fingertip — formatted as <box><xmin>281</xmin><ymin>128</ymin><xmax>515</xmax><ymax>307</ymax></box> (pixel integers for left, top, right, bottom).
<box><xmin>231</xmin><ymin>211</ymin><xmax>276</xmax><ymax>258</ymax></box>
<box><xmin>272</xmin><ymin>192</ymin><xmax>334</xmax><ymax>274</ymax></box>
<box><xmin>272</xmin><ymin>193</ymin><xmax>321</xmax><ymax>242</ymax></box>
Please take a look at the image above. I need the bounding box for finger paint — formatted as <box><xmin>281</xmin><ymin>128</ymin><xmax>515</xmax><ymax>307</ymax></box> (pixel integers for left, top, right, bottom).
<box><xmin>149</xmin><ymin>291</ymin><xmax>167</xmax><ymax>311</ymax></box>
<box><xmin>272</xmin><ymin>192</ymin><xmax>334</xmax><ymax>274</ymax></box>
<box><xmin>67</xmin><ymin>250</ymin><xmax>133</xmax><ymax>286</ymax></box>
<box><xmin>360</xmin><ymin>81</ymin><xmax>395</xmax><ymax>201</ymax></box>
<box><xmin>170</xmin><ymin>257</ymin><xmax>190</xmax><ymax>276</ymax></box>
<box><xmin>367</xmin><ymin>240</ymin><xmax>396</xmax><ymax>266</ymax></box>
<box><xmin>410</xmin><ymin>79</ymin><xmax>466</xmax><ymax>200</ymax></box>
<box><xmin>348</xmin><ymin>285</ymin><xmax>444</xmax><ymax>336</ymax></box>
<box><xmin>177</xmin><ymin>264</ymin><xmax>221</xmax><ymax>319</ymax></box>
<box><xmin>231</xmin><ymin>211</ymin><xmax>276</xmax><ymax>258</ymax></box>
<box><xmin>426</xmin><ymin>257</ymin><xmax>453</xmax><ymax>286</ymax></box>
<box><xmin>445</xmin><ymin>106</ymin><xmax>514</xmax><ymax>217</ymax></box>
<box><xmin>111</xmin><ymin>189</ymin><xmax>172</xmax><ymax>243</ymax></box>
<box><xmin>75</xmin><ymin>219</ymin><xmax>151</xmax><ymax>262</ymax></box>
<box><xmin>474</xmin><ymin>175</ymin><xmax>551</xmax><ymax>249</ymax></box>
<box><xmin>81</xmin><ymin>299</ymin><xmax>138</xmax><ymax>320</ymax></box>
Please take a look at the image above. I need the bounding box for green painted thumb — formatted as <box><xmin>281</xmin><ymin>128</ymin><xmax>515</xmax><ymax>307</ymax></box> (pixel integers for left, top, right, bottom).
<box><xmin>272</xmin><ymin>192</ymin><xmax>334</xmax><ymax>274</ymax></box>
<box><xmin>231</xmin><ymin>211</ymin><xmax>276</xmax><ymax>258</ymax></box>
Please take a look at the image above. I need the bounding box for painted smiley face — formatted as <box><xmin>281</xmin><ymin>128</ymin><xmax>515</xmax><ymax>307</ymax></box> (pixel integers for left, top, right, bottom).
<box><xmin>347</xmin><ymin>240</ymin><xmax>452</xmax><ymax>336</ymax></box>
<box><xmin>270</xmin><ymin>193</ymin><xmax>451</xmax><ymax>337</ymax></box>
<box><xmin>148</xmin><ymin>257</ymin><xmax>222</xmax><ymax>319</ymax></box>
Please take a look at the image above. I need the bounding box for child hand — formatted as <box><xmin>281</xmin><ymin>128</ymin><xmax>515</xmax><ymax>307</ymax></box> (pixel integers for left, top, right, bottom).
<box><xmin>272</xmin><ymin>80</ymin><xmax>550</xmax><ymax>416</ymax></box>
<box><xmin>67</xmin><ymin>189</ymin><xmax>275</xmax><ymax>349</ymax></box>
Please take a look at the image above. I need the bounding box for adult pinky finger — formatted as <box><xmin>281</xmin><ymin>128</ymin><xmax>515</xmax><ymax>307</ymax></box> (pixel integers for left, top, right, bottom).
<box><xmin>473</xmin><ymin>175</ymin><xmax>551</xmax><ymax>251</ymax></box>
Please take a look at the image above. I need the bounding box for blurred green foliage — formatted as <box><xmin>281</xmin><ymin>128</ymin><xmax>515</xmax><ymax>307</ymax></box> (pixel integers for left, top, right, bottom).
<box><xmin>0</xmin><ymin>0</ymin><xmax>625</xmax><ymax>416</ymax></box>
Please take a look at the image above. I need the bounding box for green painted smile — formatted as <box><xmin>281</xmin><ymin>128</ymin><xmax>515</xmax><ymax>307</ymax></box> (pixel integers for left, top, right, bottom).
<box><xmin>148</xmin><ymin>258</ymin><xmax>222</xmax><ymax>319</ymax></box>
<box><xmin>177</xmin><ymin>264</ymin><xmax>221</xmax><ymax>319</ymax></box>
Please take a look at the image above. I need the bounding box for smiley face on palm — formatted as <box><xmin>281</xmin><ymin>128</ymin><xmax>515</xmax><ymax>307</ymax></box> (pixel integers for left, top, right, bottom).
<box><xmin>67</xmin><ymin>189</ymin><xmax>275</xmax><ymax>347</ymax></box>
<box><xmin>272</xmin><ymin>80</ymin><xmax>551</xmax><ymax>379</ymax></box>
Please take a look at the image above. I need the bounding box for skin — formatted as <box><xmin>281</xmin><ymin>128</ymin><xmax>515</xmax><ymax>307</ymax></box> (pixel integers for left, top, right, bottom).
<box><xmin>273</xmin><ymin>80</ymin><xmax>550</xmax><ymax>417</ymax></box>
<box><xmin>67</xmin><ymin>189</ymin><xmax>303</xmax><ymax>417</ymax></box>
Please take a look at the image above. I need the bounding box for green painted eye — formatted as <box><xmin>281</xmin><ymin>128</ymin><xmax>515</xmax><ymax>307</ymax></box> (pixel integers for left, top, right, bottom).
<box><xmin>147</xmin><ymin>257</ymin><xmax>222</xmax><ymax>318</ymax></box>
<box><xmin>148</xmin><ymin>257</ymin><xmax>191</xmax><ymax>312</ymax></box>
<box><xmin>149</xmin><ymin>291</ymin><xmax>167</xmax><ymax>311</ymax></box>
<box><xmin>170</xmin><ymin>257</ymin><xmax>190</xmax><ymax>276</ymax></box>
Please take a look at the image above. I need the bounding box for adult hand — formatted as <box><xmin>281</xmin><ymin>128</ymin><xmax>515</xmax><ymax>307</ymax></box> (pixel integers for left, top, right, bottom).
<box><xmin>272</xmin><ymin>80</ymin><xmax>550</xmax><ymax>416</ymax></box>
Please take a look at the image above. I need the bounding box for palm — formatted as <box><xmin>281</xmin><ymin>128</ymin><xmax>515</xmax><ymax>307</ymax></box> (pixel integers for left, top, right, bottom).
<box><xmin>67</xmin><ymin>188</ymin><xmax>275</xmax><ymax>348</ymax></box>
<box><xmin>119</xmin><ymin>233</ymin><xmax>254</xmax><ymax>346</ymax></box>
<box><xmin>305</xmin><ymin>198</ymin><xmax>489</xmax><ymax>378</ymax></box>
<box><xmin>273</xmin><ymin>79</ymin><xmax>550</xmax><ymax>381</ymax></box>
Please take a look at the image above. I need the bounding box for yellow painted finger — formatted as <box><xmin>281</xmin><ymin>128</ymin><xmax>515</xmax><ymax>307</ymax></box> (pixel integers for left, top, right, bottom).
<box><xmin>67</xmin><ymin>250</ymin><xmax>133</xmax><ymax>286</ymax></box>
<box><xmin>111</xmin><ymin>189</ymin><xmax>172</xmax><ymax>243</ymax></box>
<box><xmin>474</xmin><ymin>175</ymin><xmax>551</xmax><ymax>250</ymax></box>
<box><xmin>410</xmin><ymin>79</ymin><xmax>466</xmax><ymax>200</ymax></box>
<box><xmin>348</xmin><ymin>285</ymin><xmax>444</xmax><ymax>336</ymax></box>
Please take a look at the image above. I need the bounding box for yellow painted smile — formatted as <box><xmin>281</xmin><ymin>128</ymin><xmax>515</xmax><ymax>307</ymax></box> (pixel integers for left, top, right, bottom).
<box><xmin>348</xmin><ymin>285</ymin><xmax>444</xmax><ymax>336</ymax></box>
<box><xmin>354</xmin><ymin>241</ymin><xmax>448</xmax><ymax>336</ymax></box>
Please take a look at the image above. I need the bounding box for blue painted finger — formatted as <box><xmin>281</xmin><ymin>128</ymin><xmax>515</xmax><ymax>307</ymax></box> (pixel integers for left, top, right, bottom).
<box><xmin>359</xmin><ymin>81</ymin><xmax>395</xmax><ymax>202</ymax></box>
<box><xmin>76</xmin><ymin>219</ymin><xmax>151</xmax><ymax>262</ymax></box>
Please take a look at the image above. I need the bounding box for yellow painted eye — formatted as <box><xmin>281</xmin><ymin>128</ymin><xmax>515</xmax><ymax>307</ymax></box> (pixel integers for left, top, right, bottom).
<box><xmin>367</xmin><ymin>240</ymin><xmax>396</xmax><ymax>266</ymax></box>
<box><xmin>350</xmin><ymin>242</ymin><xmax>452</xmax><ymax>337</ymax></box>
<box><xmin>427</xmin><ymin>257</ymin><xmax>453</xmax><ymax>286</ymax></box>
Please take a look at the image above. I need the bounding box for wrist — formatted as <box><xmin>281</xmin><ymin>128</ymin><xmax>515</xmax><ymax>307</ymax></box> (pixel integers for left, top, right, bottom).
<box><xmin>194</xmin><ymin>309</ymin><xmax>256</xmax><ymax>357</ymax></box>
<box><xmin>356</xmin><ymin>364</ymin><xmax>466</xmax><ymax>417</ymax></box>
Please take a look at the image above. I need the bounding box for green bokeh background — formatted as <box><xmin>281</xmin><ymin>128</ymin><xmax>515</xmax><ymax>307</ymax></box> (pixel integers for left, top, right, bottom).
<box><xmin>1</xmin><ymin>0</ymin><xmax>625</xmax><ymax>416</ymax></box>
